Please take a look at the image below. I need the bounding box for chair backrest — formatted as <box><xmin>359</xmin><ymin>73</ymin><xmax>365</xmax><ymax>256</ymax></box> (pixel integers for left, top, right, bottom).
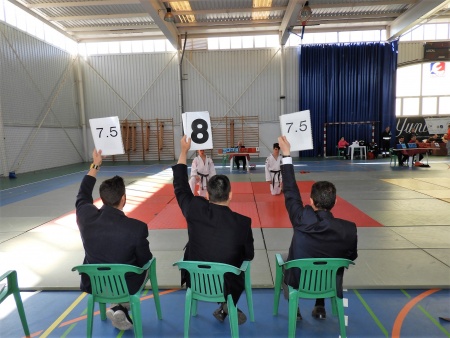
<box><xmin>72</xmin><ymin>264</ymin><xmax>137</xmax><ymax>304</ymax></box>
<box><xmin>284</xmin><ymin>258</ymin><xmax>354</xmax><ymax>299</ymax></box>
<box><xmin>173</xmin><ymin>261</ymin><xmax>241</xmax><ymax>303</ymax></box>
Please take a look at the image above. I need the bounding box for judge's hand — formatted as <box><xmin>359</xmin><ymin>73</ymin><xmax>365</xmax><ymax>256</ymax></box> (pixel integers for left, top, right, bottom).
<box><xmin>92</xmin><ymin>149</ymin><xmax>103</xmax><ymax>166</ymax></box>
<box><xmin>278</xmin><ymin>136</ymin><xmax>291</xmax><ymax>156</ymax></box>
<box><xmin>180</xmin><ymin>135</ymin><xmax>191</xmax><ymax>153</ymax></box>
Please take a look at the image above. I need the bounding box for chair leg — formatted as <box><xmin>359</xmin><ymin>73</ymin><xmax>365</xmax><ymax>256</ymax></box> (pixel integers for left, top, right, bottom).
<box><xmin>273</xmin><ymin>264</ymin><xmax>282</xmax><ymax>315</ymax></box>
<box><xmin>227</xmin><ymin>296</ymin><xmax>239</xmax><ymax>338</ymax></box>
<box><xmin>244</xmin><ymin>267</ymin><xmax>254</xmax><ymax>322</ymax></box>
<box><xmin>335</xmin><ymin>298</ymin><xmax>347</xmax><ymax>338</ymax></box>
<box><xmin>12</xmin><ymin>291</ymin><xmax>30</xmax><ymax>337</ymax></box>
<box><xmin>130</xmin><ymin>297</ymin><xmax>143</xmax><ymax>338</ymax></box>
<box><xmin>149</xmin><ymin>265</ymin><xmax>162</xmax><ymax>319</ymax></box>
<box><xmin>330</xmin><ymin>296</ymin><xmax>337</xmax><ymax>316</ymax></box>
<box><xmin>184</xmin><ymin>289</ymin><xmax>193</xmax><ymax>338</ymax></box>
<box><xmin>288</xmin><ymin>290</ymin><xmax>299</xmax><ymax>338</ymax></box>
<box><xmin>86</xmin><ymin>296</ymin><xmax>95</xmax><ymax>338</ymax></box>
<box><xmin>99</xmin><ymin>302</ymin><xmax>107</xmax><ymax>320</ymax></box>
<box><xmin>191</xmin><ymin>299</ymin><xmax>198</xmax><ymax>316</ymax></box>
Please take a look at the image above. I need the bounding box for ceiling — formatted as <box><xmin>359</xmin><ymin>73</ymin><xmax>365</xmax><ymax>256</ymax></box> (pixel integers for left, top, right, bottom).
<box><xmin>9</xmin><ymin>0</ymin><xmax>450</xmax><ymax>48</ymax></box>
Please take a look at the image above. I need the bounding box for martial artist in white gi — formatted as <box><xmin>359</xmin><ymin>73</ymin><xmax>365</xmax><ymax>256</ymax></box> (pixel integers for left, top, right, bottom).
<box><xmin>265</xmin><ymin>143</ymin><xmax>283</xmax><ymax>195</ymax></box>
<box><xmin>189</xmin><ymin>149</ymin><xmax>216</xmax><ymax>197</ymax></box>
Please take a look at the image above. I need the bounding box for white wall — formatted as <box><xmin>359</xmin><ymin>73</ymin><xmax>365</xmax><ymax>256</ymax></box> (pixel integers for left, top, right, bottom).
<box><xmin>0</xmin><ymin>22</ymin><xmax>82</xmax><ymax>175</ymax></box>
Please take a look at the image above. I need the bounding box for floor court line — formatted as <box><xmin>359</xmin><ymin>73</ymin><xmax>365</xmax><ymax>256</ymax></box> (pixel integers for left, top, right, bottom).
<box><xmin>392</xmin><ymin>288</ymin><xmax>442</xmax><ymax>338</ymax></box>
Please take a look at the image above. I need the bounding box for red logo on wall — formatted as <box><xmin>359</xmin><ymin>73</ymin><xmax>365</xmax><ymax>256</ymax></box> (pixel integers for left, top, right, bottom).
<box><xmin>430</xmin><ymin>62</ymin><xmax>445</xmax><ymax>76</ymax></box>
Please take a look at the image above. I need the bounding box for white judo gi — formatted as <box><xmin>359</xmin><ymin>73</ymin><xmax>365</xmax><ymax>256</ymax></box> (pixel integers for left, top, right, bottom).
<box><xmin>189</xmin><ymin>155</ymin><xmax>216</xmax><ymax>197</ymax></box>
<box><xmin>265</xmin><ymin>154</ymin><xmax>282</xmax><ymax>195</ymax></box>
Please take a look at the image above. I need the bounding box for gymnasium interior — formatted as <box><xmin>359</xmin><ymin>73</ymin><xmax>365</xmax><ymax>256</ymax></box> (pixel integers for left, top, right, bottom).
<box><xmin>1</xmin><ymin>0</ymin><xmax>450</xmax><ymax>337</ymax></box>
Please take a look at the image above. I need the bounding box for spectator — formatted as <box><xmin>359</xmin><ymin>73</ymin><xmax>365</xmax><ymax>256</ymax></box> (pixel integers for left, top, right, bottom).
<box><xmin>380</xmin><ymin>126</ymin><xmax>392</xmax><ymax>157</ymax></box>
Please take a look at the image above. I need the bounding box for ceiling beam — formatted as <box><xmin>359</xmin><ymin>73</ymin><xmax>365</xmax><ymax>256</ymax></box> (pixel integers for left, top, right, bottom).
<box><xmin>311</xmin><ymin>0</ymin><xmax>416</xmax><ymax>9</ymax></box>
<box><xmin>387</xmin><ymin>0</ymin><xmax>450</xmax><ymax>41</ymax></box>
<box><xmin>138</xmin><ymin>0</ymin><xmax>180</xmax><ymax>49</ymax></box>
<box><xmin>7</xmin><ymin>0</ymin><xmax>76</xmax><ymax>41</ymax></box>
<box><xmin>49</xmin><ymin>13</ymin><xmax>149</xmax><ymax>21</ymax></box>
<box><xmin>26</xmin><ymin>0</ymin><xmax>140</xmax><ymax>9</ymax></box>
<box><xmin>68</xmin><ymin>24</ymin><xmax>157</xmax><ymax>32</ymax></box>
<box><xmin>279</xmin><ymin>0</ymin><xmax>305</xmax><ymax>45</ymax></box>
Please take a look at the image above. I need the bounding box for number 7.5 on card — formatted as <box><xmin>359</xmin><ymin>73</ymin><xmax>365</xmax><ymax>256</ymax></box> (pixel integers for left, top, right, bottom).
<box><xmin>279</xmin><ymin>110</ymin><xmax>314</xmax><ymax>152</ymax></box>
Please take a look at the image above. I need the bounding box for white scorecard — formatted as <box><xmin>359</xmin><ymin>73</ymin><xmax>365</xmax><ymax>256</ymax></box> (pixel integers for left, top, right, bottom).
<box><xmin>279</xmin><ymin>110</ymin><xmax>314</xmax><ymax>152</ymax></box>
<box><xmin>89</xmin><ymin>116</ymin><xmax>125</xmax><ymax>156</ymax></box>
<box><xmin>182</xmin><ymin>111</ymin><xmax>213</xmax><ymax>151</ymax></box>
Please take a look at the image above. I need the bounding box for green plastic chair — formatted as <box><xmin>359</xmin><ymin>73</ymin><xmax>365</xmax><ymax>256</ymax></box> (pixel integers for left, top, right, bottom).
<box><xmin>273</xmin><ymin>254</ymin><xmax>355</xmax><ymax>338</ymax></box>
<box><xmin>72</xmin><ymin>257</ymin><xmax>162</xmax><ymax>338</ymax></box>
<box><xmin>0</xmin><ymin>270</ymin><xmax>30</xmax><ymax>337</ymax></box>
<box><xmin>389</xmin><ymin>148</ymin><xmax>397</xmax><ymax>166</ymax></box>
<box><xmin>173</xmin><ymin>260</ymin><xmax>254</xmax><ymax>338</ymax></box>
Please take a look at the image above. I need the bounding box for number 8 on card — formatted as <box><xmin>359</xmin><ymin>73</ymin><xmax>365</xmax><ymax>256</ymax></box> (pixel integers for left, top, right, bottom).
<box><xmin>182</xmin><ymin>111</ymin><xmax>213</xmax><ymax>151</ymax></box>
<box><xmin>279</xmin><ymin>110</ymin><xmax>314</xmax><ymax>152</ymax></box>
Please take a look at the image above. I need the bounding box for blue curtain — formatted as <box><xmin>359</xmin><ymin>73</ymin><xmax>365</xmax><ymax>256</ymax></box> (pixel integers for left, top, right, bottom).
<box><xmin>299</xmin><ymin>41</ymin><xmax>398</xmax><ymax>157</ymax></box>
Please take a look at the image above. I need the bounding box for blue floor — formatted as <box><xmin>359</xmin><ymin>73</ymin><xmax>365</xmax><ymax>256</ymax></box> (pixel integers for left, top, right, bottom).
<box><xmin>1</xmin><ymin>288</ymin><xmax>450</xmax><ymax>337</ymax></box>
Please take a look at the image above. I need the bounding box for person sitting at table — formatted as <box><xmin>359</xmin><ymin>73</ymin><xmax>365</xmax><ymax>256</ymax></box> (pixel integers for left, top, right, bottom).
<box><xmin>427</xmin><ymin>134</ymin><xmax>439</xmax><ymax>143</ymax></box>
<box><xmin>408</xmin><ymin>135</ymin><xmax>423</xmax><ymax>162</ymax></box>
<box><xmin>234</xmin><ymin>140</ymin><xmax>247</xmax><ymax>170</ymax></box>
<box><xmin>396</xmin><ymin>136</ymin><xmax>409</xmax><ymax>167</ymax></box>
<box><xmin>337</xmin><ymin>136</ymin><xmax>349</xmax><ymax>159</ymax></box>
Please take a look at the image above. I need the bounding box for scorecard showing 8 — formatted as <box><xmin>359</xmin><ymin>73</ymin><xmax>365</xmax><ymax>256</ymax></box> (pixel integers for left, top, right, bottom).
<box><xmin>182</xmin><ymin>111</ymin><xmax>213</xmax><ymax>151</ymax></box>
<box><xmin>279</xmin><ymin>110</ymin><xmax>314</xmax><ymax>152</ymax></box>
<box><xmin>89</xmin><ymin>116</ymin><xmax>125</xmax><ymax>156</ymax></box>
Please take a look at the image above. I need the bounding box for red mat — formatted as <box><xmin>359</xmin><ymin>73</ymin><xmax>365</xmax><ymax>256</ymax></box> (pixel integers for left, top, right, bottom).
<box><xmin>147</xmin><ymin>181</ymin><xmax>381</xmax><ymax>229</ymax></box>
<box><xmin>40</xmin><ymin>181</ymin><xmax>381</xmax><ymax>232</ymax></box>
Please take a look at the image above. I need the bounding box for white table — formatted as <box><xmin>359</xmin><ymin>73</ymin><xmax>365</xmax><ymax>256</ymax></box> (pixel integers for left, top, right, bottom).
<box><xmin>348</xmin><ymin>145</ymin><xmax>367</xmax><ymax>160</ymax></box>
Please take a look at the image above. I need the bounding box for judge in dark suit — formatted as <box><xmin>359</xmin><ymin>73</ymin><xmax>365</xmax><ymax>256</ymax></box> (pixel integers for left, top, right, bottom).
<box><xmin>173</xmin><ymin>135</ymin><xmax>254</xmax><ymax>325</ymax></box>
<box><xmin>277</xmin><ymin>136</ymin><xmax>358</xmax><ymax>320</ymax></box>
<box><xmin>76</xmin><ymin>149</ymin><xmax>152</xmax><ymax>331</ymax></box>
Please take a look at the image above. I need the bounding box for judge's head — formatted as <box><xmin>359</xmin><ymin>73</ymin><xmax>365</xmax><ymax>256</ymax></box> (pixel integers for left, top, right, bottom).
<box><xmin>99</xmin><ymin>175</ymin><xmax>126</xmax><ymax>209</ymax></box>
<box><xmin>310</xmin><ymin>181</ymin><xmax>336</xmax><ymax>211</ymax></box>
<box><xmin>207</xmin><ymin>175</ymin><xmax>232</xmax><ymax>205</ymax></box>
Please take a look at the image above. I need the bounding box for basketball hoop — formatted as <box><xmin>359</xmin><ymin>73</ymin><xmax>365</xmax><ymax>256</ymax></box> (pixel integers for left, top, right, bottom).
<box><xmin>300</xmin><ymin>1</ymin><xmax>312</xmax><ymax>39</ymax></box>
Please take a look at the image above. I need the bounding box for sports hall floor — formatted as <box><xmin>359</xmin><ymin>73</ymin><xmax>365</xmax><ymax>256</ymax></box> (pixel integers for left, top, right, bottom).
<box><xmin>1</xmin><ymin>156</ymin><xmax>449</xmax><ymax>337</ymax></box>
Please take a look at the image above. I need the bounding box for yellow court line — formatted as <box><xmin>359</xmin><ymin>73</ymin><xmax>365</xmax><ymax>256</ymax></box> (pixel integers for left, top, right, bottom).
<box><xmin>39</xmin><ymin>292</ymin><xmax>87</xmax><ymax>338</ymax></box>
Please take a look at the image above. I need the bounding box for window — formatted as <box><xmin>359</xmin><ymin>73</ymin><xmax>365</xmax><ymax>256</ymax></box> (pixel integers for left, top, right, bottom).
<box><xmin>396</xmin><ymin>62</ymin><xmax>450</xmax><ymax>116</ymax></box>
<box><xmin>396</xmin><ymin>64</ymin><xmax>421</xmax><ymax>97</ymax></box>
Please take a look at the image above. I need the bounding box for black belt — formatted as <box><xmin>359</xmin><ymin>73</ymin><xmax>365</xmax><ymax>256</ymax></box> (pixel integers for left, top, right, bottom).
<box><xmin>270</xmin><ymin>170</ymin><xmax>281</xmax><ymax>187</ymax></box>
<box><xmin>198</xmin><ymin>173</ymin><xmax>209</xmax><ymax>190</ymax></box>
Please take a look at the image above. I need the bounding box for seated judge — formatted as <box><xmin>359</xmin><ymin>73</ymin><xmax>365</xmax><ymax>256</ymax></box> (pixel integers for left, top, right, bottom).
<box><xmin>234</xmin><ymin>140</ymin><xmax>247</xmax><ymax>170</ymax></box>
<box><xmin>396</xmin><ymin>136</ymin><xmax>409</xmax><ymax>166</ymax></box>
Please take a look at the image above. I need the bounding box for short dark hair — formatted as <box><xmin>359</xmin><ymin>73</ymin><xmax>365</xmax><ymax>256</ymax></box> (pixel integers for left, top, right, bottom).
<box><xmin>273</xmin><ymin>143</ymin><xmax>280</xmax><ymax>149</ymax></box>
<box><xmin>310</xmin><ymin>181</ymin><xmax>336</xmax><ymax>210</ymax></box>
<box><xmin>207</xmin><ymin>175</ymin><xmax>231</xmax><ymax>203</ymax></box>
<box><xmin>99</xmin><ymin>175</ymin><xmax>125</xmax><ymax>207</ymax></box>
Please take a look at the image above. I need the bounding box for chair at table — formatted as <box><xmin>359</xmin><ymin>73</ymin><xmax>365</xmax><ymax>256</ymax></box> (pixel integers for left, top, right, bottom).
<box><xmin>72</xmin><ymin>257</ymin><xmax>162</xmax><ymax>338</ymax></box>
<box><xmin>273</xmin><ymin>254</ymin><xmax>355</xmax><ymax>338</ymax></box>
<box><xmin>173</xmin><ymin>260</ymin><xmax>254</xmax><ymax>338</ymax></box>
<box><xmin>389</xmin><ymin>148</ymin><xmax>397</xmax><ymax>166</ymax></box>
<box><xmin>0</xmin><ymin>270</ymin><xmax>30</xmax><ymax>337</ymax></box>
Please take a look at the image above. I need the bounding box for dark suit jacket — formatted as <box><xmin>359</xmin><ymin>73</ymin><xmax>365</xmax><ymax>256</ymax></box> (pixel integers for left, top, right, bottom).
<box><xmin>76</xmin><ymin>175</ymin><xmax>152</xmax><ymax>294</ymax></box>
<box><xmin>281</xmin><ymin>163</ymin><xmax>358</xmax><ymax>291</ymax></box>
<box><xmin>172</xmin><ymin>164</ymin><xmax>254</xmax><ymax>303</ymax></box>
